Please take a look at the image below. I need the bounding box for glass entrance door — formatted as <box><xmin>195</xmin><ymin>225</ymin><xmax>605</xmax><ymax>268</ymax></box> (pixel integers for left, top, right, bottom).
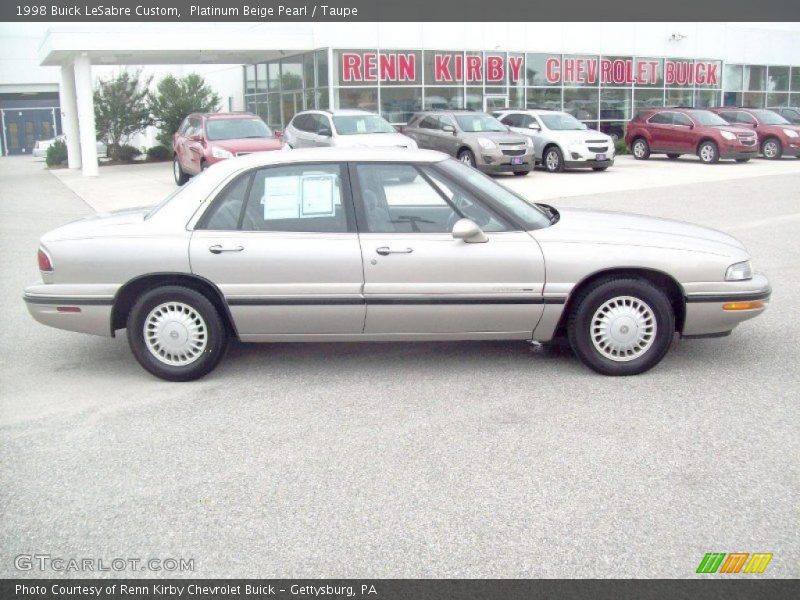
<box><xmin>483</xmin><ymin>95</ymin><xmax>509</xmax><ymax>114</ymax></box>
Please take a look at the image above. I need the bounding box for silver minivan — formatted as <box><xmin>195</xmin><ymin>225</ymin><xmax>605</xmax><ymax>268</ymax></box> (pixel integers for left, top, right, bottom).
<box><xmin>284</xmin><ymin>109</ymin><xmax>417</xmax><ymax>149</ymax></box>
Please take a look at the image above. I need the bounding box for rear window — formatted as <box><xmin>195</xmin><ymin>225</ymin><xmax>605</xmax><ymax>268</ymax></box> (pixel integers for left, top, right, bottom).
<box><xmin>206</xmin><ymin>118</ymin><xmax>273</xmax><ymax>141</ymax></box>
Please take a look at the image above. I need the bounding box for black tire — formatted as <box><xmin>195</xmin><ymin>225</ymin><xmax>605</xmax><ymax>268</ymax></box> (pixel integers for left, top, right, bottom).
<box><xmin>457</xmin><ymin>149</ymin><xmax>476</xmax><ymax>167</ymax></box>
<box><xmin>760</xmin><ymin>137</ymin><xmax>783</xmax><ymax>160</ymax></box>
<box><xmin>666</xmin><ymin>153</ymin><xmax>681</xmax><ymax>160</ymax></box>
<box><xmin>698</xmin><ymin>140</ymin><xmax>720</xmax><ymax>164</ymax></box>
<box><xmin>592</xmin><ymin>166</ymin><xmax>609</xmax><ymax>171</ymax></box>
<box><xmin>173</xmin><ymin>156</ymin><xmax>189</xmax><ymax>186</ymax></box>
<box><xmin>735</xmin><ymin>158</ymin><xmax>751</xmax><ymax>163</ymax></box>
<box><xmin>567</xmin><ymin>277</ymin><xmax>675</xmax><ymax>376</ymax></box>
<box><xmin>127</xmin><ymin>286</ymin><xmax>228</xmax><ymax>382</ymax></box>
<box><xmin>513</xmin><ymin>170</ymin><xmax>531</xmax><ymax>176</ymax></box>
<box><xmin>543</xmin><ymin>146</ymin><xmax>565</xmax><ymax>173</ymax></box>
<box><xmin>200</xmin><ymin>160</ymin><xmax>209</xmax><ymax>171</ymax></box>
<box><xmin>631</xmin><ymin>138</ymin><xmax>650</xmax><ymax>160</ymax></box>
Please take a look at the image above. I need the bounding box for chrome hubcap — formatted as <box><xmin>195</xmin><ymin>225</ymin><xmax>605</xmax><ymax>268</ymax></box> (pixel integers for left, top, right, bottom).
<box><xmin>460</xmin><ymin>153</ymin><xmax>473</xmax><ymax>165</ymax></box>
<box><xmin>546</xmin><ymin>151</ymin><xmax>559</xmax><ymax>170</ymax></box>
<box><xmin>144</xmin><ymin>302</ymin><xmax>207</xmax><ymax>366</ymax></box>
<box><xmin>591</xmin><ymin>296</ymin><xmax>657</xmax><ymax>362</ymax></box>
<box><xmin>633</xmin><ymin>141</ymin><xmax>645</xmax><ymax>158</ymax></box>
<box><xmin>763</xmin><ymin>142</ymin><xmax>778</xmax><ymax>158</ymax></box>
<box><xmin>700</xmin><ymin>145</ymin><xmax>715</xmax><ymax>162</ymax></box>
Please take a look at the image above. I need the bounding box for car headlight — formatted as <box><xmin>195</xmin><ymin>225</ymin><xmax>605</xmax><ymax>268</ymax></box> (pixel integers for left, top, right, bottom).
<box><xmin>725</xmin><ymin>260</ymin><xmax>753</xmax><ymax>281</ymax></box>
<box><xmin>211</xmin><ymin>146</ymin><xmax>234</xmax><ymax>159</ymax></box>
<box><xmin>477</xmin><ymin>138</ymin><xmax>496</xmax><ymax>151</ymax></box>
<box><xmin>720</xmin><ymin>131</ymin><xmax>737</xmax><ymax>141</ymax></box>
<box><xmin>782</xmin><ymin>129</ymin><xmax>798</xmax><ymax>138</ymax></box>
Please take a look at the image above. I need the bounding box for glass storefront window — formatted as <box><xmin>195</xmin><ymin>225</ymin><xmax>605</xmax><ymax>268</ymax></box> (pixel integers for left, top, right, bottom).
<box><xmin>634</xmin><ymin>58</ymin><xmax>663</xmax><ymax>87</ymax></box>
<box><xmin>304</xmin><ymin>54</ymin><xmax>316</xmax><ymax>89</ymax></box>
<box><xmin>267</xmin><ymin>94</ymin><xmax>281</xmax><ymax>129</ymax></box>
<box><xmin>793</xmin><ymin>68</ymin><xmax>800</xmax><ymax>92</ymax></box>
<box><xmin>466</xmin><ymin>87</ymin><xmax>483</xmax><ymax>111</ymax></box>
<box><xmin>526</xmin><ymin>88</ymin><xmax>561</xmax><ymax>110</ymax></box>
<box><xmin>316</xmin><ymin>50</ymin><xmax>329</xmax><ymax>87</ymax></box>
<box><xmin>268</xmin><ymin>62</ymin><xmax>281</xmax><ymax>92</ymax></box>
<box><xmin>381</xmin><ymin>87</ymin><xmax>423</xmax><ymax>123</ymax></box>
<box><xmin>281</xmin><ymin>56</ymin><xmax>303</xmax><ymax>91</ymax></box>
<box><xmin>601</xmin><ymin>56</ymin><xmax>633</xmax><ymax>88</ymax></box>
<box><xmin>695</xmin><ymin>90</ymin><xmax>720</xmax><ymax>108</ymax></box>
<box><xmin>317</xmin><ymin>88</ymin><xmax>329</xmax><ymax>111</ymax></box>
<box><xmin>665</xmin><ymin>89</ymin><xmax>693</xmax><ymax>106</ymax></box>
<box><xmin>304</xmin><ymin>90</ymin><xmax>316</xmax><ymax>111</ymax></box>
<box><xmin>484</xmin><ymin>52</ymin><xmax>507</xmax><ymax>94</ymax></box>
<box><xmin>423</xmin><ymin>51</ymin><xmax>464</xmax><ymax>84</ymax></box>
<box><xmin>767</xmin><ymin>93</ymin><xmax>790</xmax><ymax>107</ymax></box>
<box><xmin>245</xmin><ymin>65</ymin><xmax>256</xmax><ymax>94</ymax></box>
<box><xmin>600</xmin><ymin>121</ymin><xmax>626</xmax><ymax>140</ymax></box>
<box><xmin>562</xmin><ymin>55</ymin><xmax>599</xmax><ymax>87</ymax></box>
<box><xmin>256</xmin><ymin>64</ymin><xmax>268</xmax><ymax>92</ymax></box>
<box><xmin>768</xmin><ymin>66</ymin><xmax>790</xmax><ymax>92</ymax></box>
<box><xmin>335</xmin><ymin>88</ymin><xmax>378</xmax><ymax>111</ymax></box>
<box><xmin>724</xmin><ymin>64</ymin><xmax>743</xmax><ymax>90</ymax></box>
<box><xmin>600</xmin><ymin>88</ymin><xmax>631</xmax><ymax>120</ymax></box>
<box><xmin>741</xmin><ymin>92</ymin><xmax>765</xmax><ymax>108</ymax></box>
<box><xmin>633</xmin><ymin>88</ymin><xmax>664</xmax><ymax>109</ymax></box>
<box><xmin>526</xmin><ymin>53</ymin><xmax>559</xmax><ymax>87</ymax></box>
<box><xmin>508</xmin><ymin>87</ymin><xmax>525</xmax><ymax>109</ymax></box>
<box><xmin>423</xmin><ymin>87</ymin><xmax>464</xmax><ymax>110</ymax></box>
<box><xmin>564</xmin><ymin>88</ymin><xmax>599</xmax><ymax>120</ymax></box>
<box><xmin>744</xmin><ymin>66</ymin><xmax>767</xmax><ymax>91</ymax></box>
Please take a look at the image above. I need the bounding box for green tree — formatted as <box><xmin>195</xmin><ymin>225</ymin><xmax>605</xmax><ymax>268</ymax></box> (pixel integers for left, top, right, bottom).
<box><xmin>94</xmin><ymin>69</ymin><xmax>153</xmax><ymax>160</ymax></box>
<box><xmin>148</xmin><ymin>74</ymin><xmax>220</xmax><ymax>148</ymax></box>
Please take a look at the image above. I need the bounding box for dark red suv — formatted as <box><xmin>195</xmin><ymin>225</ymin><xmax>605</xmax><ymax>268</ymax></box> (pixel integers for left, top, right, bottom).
<box><xmin>710</xmin><ymin>107</ymin><xmax>800</xmax><ymax>160</ymax></box>
<box><xmin>625</xmin><ymin>108</ymin><xmax>758</xmax><ymax>164</ymax></box>
<box><xmin>173</xmin><ymin>112</ymin><xmax>283</xmax><ymax>185</ymax></box>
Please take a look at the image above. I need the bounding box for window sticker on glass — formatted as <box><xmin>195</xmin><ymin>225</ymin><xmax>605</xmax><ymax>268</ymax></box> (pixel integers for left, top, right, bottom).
<box><xmin>262</xmin><ymin>176</ymin><xmax>300</xmax><ymax>220</ymax></box>
<box><xmin>301</xmin><ymin>175</ymin><xmax>336</xmax><ymax>217</ymax></box>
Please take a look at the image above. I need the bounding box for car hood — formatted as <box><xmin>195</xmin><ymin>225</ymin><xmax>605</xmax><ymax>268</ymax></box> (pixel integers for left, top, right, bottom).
<box><xmin>41</xmin><ymin>207</ymin><xmax>151</xmax><ymax>242</ymax></box>
<box><xmin>333</xmin><ymin>132</ymin><xmax>416</xmax><ymax>148</ymax></box>
<box><xmin>211</xmin><ymin>137</ymin><xmax>283</xmax><ymax>153</ymax></box>
<box><xmin>545</xmin><ymin>129</ymin><xmax>611</xmax><ymax>144</ymax></box>
<box><xmin>534</xmin><ymin>207</ymin><xmax>748</xmax><ymax>258</ymax></box>
<box><xmin>463</xmin><ymin>131</ymin><xmax>526</xmax><ymax>143</ymax></box>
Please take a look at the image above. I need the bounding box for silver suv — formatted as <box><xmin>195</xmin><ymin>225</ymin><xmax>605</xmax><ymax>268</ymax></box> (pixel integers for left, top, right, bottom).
<box><xmin>284</xmin><ymin>109</ymin><xmax>417</xmax><ymax>149</ymax></box>
<box><xmin>495</xmin><ymin>109</ymin><xmax>614</xmax><ymax>173</ymax></box>
<box><xmin>403</xmin><ymin>110</ymin><xmax>533</xmax><ymax>176</ymax></box>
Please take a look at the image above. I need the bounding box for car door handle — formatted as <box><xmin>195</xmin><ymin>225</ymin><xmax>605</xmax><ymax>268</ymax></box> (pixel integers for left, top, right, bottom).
<box><xmin>376</xmin><ymin>246</ymin><xmax>413</xmax><ymax>256</ymax></box>
<box><xmin>209</xmin><ymin>244</ymin><xmax>244</xmax><ymax>254</ymax></box>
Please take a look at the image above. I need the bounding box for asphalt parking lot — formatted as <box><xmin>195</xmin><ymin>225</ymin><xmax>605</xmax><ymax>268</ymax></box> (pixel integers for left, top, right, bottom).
<box><xmin>0</xmin><ymin>156</ymin><xmax>798</xmax><ymax>578</ymax></box>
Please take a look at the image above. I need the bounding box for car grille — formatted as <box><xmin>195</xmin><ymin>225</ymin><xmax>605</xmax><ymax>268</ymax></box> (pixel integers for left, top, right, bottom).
<box><xmin>586</xmin><ymin>139</ymin><xmax>607</xmax><ymax>144</ymax></box>
<box><xmin>502</xmin><ymin>149</ymin><xmax>526</xmax><ymax>156</ymax></box>
<box><xmin>737</xmin><ymin>133</ymin><xmax>756</xmax><ymax>146</ymax></box>
<box><xmin>588</xmin><ymin>146</ymin><xmax>608</xmax><ymax>153</ymax></box>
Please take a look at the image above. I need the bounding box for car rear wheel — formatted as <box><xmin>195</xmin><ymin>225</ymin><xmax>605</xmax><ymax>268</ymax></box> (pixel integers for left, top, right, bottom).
<box><xmin>127</xmin><ymin>286</ymin><xmax>228</xmax><ymax>382</ymax></box>
<box><xmin>173</xmin><ymin>156</ymin><xmax>189</xmax><ymax>186</ymax></box>
<box><xmin>631</xmin><ymin>138</ymin><xmax>650</xmax><ymax>160</ymax></box>
<box><xmin>666</xmin><ymin>153</ymin><xmax>681</xmax><ymax>160</ymax></box>
<box><xmin>698</xmin><ymin>141</ymin><xmax>720</xmax><ymax>164</ymax></box>
<box><xmin>567</xmin><ymin>277</ymin><xmax>674</xmax><ymax>376</ymax></box>
<box><xmin>761</xmin><ymin>137</ymin><xmax>782</xmax><ymax>160</ymax></box>
<box><xmin>458</xmin><ymin>149</ymin><xmax>476</xmax><ymax>167</ymax></box>
<box><xmin>543</xmin><ymin>146</ymin><xmax>565</xmax><ymax>172</ymax></box>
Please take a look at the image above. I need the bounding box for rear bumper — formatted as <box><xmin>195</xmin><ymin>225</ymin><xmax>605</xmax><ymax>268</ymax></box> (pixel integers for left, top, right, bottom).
<box><xmin>682</xmin><ymin>274</ymin><xmax>771</xmax><ymax>337</ymax></box>
<box><xmin>23</xmin><ymin>288</ymin><xmax>114</xmax><ymax>337</ymax></box>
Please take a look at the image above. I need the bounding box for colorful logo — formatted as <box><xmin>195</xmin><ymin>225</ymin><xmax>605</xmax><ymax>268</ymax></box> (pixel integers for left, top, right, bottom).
<box><xmin>696</xmin><ymin>552</ymin><xmax>773</xmax><ymax>574</ymax></box>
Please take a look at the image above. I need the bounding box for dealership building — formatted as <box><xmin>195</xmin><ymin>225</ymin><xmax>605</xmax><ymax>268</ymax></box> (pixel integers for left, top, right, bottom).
<box><xmin>1</xmin><ymin>22</ymin><xmax>799</xmax><ymax>174</ymax></box>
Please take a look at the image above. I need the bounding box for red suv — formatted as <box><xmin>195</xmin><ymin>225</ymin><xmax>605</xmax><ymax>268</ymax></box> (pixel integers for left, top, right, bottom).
<box><xmin>625</xmin><ymin>108</ymin><xmax>758</xmax><ymax>164</ymax></box>
<box><xmin>710</xmin><ymin>107</ymin><xmax>800</xmax><ymax>160</ymax></box>
<box><xmin>173</xmin><ymin>112</ymin><xmax>283</xmax><ymax>185</ymax></box>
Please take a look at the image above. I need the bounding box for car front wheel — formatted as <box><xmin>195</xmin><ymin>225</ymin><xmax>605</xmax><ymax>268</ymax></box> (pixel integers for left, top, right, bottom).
<box><xmin>567</xmin><ymin>277</ymin><xmax>674</xmax><ymax>376</ymax></box>
<box><xmin>631</xmin><ymin>138</ymin><xmax>650</xmax><ymax>160</ymax></box>
<box><xmin>173</xmin><ymin>156</ymin><xmax>189</xmax><ymax>185</ymax></box>
<box><xmin>543</xmin><ymin>146</ymin><xmax>565</xmax><ymax>172</ymax></box>
<box><xmin>458</xmin><ymin>149</ymin><xmax>476</xmax><ymax>167</ymax></box>
<box><xmin>761</xmin><ymin>137</ymin><xmax>782</xmax><ymax>160</ymax></box>
<box><xmin>698</xmin><ymin>141</ymin><xmax>720</xmax><ymax>164</ymax></box>
<box><xmin>127</xmin><ymin>286</ymin><xmax>228</xmax><ymax>381</ymax></box>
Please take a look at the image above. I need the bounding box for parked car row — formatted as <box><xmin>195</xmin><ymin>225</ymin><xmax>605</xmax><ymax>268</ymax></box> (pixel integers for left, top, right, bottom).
<box><xmin>625</xmin><ymin>107</ymin><xmax>800</xmax><ymax>164</ymax></box>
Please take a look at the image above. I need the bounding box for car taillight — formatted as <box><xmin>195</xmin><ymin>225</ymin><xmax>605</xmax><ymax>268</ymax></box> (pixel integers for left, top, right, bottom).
<box><xmin>37</xmin><ymin>248</ymin><xmax>53</xmax><ymax>272</ymax></box>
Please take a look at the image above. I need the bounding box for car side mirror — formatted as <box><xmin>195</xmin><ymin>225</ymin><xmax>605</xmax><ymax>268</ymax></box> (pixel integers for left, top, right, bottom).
<box><xmin>443</xmin><ymin>124</ymin><xmax>455</xmax><ymax>133</ymax></box>
<box><xmin>528</xmin><ymin>123</ymin><xmax>541</xmax><ymax>131</ymax></box>
<box><xmin>452</xmin><ymin>218</ymin><xmax>488</xmax><ymax>244</ymax></box>
<box><xmin>318</xmin><ymin>127</ymin><xmax>332</xmax><ymax>137</ymax></box>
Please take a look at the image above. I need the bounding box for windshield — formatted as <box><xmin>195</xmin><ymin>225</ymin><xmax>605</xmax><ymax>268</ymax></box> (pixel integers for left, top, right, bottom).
<box><xmin>206</xmin><ymin>118</ymin><xmax>272</xmax><ymax>141</ymax></box>
<box><xmin>454</xmin><ymin>114</ymin><xmax>507</xmax><ymax>133</ymax></box>
<box><xmin>539</xmin><ymin>113</ymin><xmax>585</xmax><ymax>130</ymax></box>
<box><xmin>691</xmin><ymin>111</ymin><xmax>729</xmax><ymax>126</ymax></box>
<box><xmin>435</xmin><ymin>159</ymin><xmax>551</xmax><ymax>230</ymax></box>
<box><xmin>146</xmin><ymin>178</ymin><xmax>196</xmax><ymax>219</ymax></box>
<box><xmin>332</xmin><ymin>114</ymin><xmax>396</xmax><ymax>135</ymax></box>
<box><xmin>754</xmin><ymin>110</ymin><xmax>790</xmax><ymax>125</ymax></box>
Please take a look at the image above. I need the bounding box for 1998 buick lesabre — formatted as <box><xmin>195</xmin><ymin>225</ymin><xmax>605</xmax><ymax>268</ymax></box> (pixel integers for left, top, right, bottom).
<box><xmin>24</xmin><ymin>149</ymin><xmax>770</xmax><ymax>381</ymax></box>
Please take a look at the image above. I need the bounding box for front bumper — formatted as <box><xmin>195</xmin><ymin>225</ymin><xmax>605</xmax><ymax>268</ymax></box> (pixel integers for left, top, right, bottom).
<box><xmin>477</xmin><ymin>147</ymin><xmax>534</xmax><ymax>173</ymax></box>
<box><xmin>682</xmin><ymin>273</ymin><xmax>771</xmax><ymax>337</ymax></box>
<box><xmin>783</xmin><ymin>142</ymin><xmax>800</xmax><ymax>157</ymax></box>
<box><xmin>720</xmin><ymin>147</ymin><xmax>758</xmax><ymax>160</ymax></box>
<box><xmin>24</xmin><ymin>285</ymin><xmax>114</xmax><ymax>337</ymax></box>
<box><xmin>564</xmin><ymin>158</ymin><xmax>615</xmax><ymax>169</ymax></box>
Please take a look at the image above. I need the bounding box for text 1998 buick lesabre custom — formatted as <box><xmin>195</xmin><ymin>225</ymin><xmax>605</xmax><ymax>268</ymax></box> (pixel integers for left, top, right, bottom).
<box><xmin>24</xmin><ymin>149</ymin><xmax>770</xmax><ymax>381</ymax></box>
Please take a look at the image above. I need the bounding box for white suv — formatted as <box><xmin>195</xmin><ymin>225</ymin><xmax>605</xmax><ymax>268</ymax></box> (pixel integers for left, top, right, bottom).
<box><xmin>495</xmin><ymin>109</ymin><xmax>614</xmax><ymax>173</ymax></box>
<box><xmin>284</xmin><ymin>109</ymin><xmax>417</xmax><ymax>150</ymax></box>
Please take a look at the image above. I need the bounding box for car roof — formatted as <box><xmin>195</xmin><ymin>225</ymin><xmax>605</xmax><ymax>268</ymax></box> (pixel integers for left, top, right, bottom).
<box><xmin>199</xmin><ymin>112</ymin><xmax>260</xmax><ymax>120</ymax></box>
<box><xmin>498</xmin><ymin>109</ymin><xmax>563</xmax><ymax>115</ymax></box>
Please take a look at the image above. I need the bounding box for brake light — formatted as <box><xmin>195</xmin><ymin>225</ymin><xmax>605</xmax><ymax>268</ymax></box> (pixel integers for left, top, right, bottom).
<box><xmin>37</xmin><ymin>248</ymin><xmax>53</xmax><ymax>272</ymax></box>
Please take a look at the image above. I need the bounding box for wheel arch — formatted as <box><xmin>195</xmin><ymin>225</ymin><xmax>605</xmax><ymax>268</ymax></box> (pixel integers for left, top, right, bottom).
<box><xmin>553</xmin><ymin>267</ymin><xmax>686</xmax><ymax>338</ymax></box>
<box><xmin>111</xmin><ymin>272</ymin><xmax>238</xmax><ymax>338</ymax></box>
<box><xmin>456</xmin><ymin>145</ymin><xmax>474</xmax><ymax>158</ymax></box>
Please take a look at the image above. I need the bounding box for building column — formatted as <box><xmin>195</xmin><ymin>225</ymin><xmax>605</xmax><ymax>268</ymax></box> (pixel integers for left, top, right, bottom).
<box><xmin>73</xmin><ymin>54</ymin><xmax>98</xmax><ymax>177</ymax></box>
<box><xmin>59</xmin><ymin>63</ymin><xmax>81</xmax><ymax>169</ymax></box>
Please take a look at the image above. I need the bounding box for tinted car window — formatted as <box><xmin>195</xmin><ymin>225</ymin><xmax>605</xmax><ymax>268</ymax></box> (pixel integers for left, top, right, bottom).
<box><xmin>673</xmin><ymin>113</ymin><xmax>693</xmax><ymax>127</ymax></box>
<box><xmin>356</xmin><ymin>164</ymin><xmax>458</xmax><ymax>234</ymax></box>
<box><xmin>501</xmin><ymin>114</ymin><xmax>523</xmax><ymax>127</ymax></box>
<box><xmin>200</xmin><ymin>173</ymin><xmax>251</xmax><ymax>230</ymax></box>
<box><xmin>648</xmin><ymin>112</ymin><xmax>672</xmax><ymax>125</ymax></box>
<box><xmin>419</xmin><ymin>116</ymin><xmax>438</xmax><ymax>129</ymax></box>
<box><xmin>292</xmin><ymin>114</ymin><xmax>311</xmax><ymax>132</ymax></box>
<box><xmin>241</xmin><ymin>164</ymin><xmax>348</xmax><ymax>233</ymax></box>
